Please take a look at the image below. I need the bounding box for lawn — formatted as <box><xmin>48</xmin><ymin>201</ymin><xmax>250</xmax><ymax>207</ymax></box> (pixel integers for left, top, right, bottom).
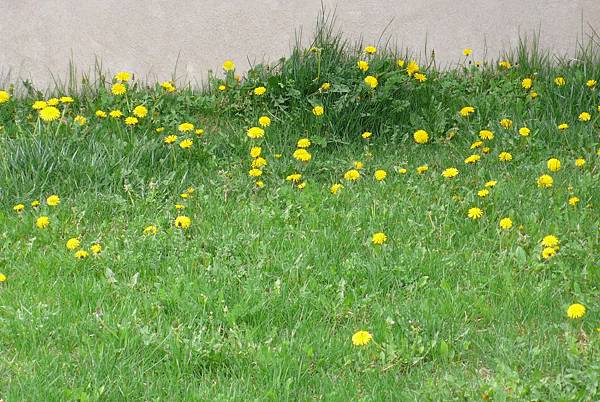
<box><xmin>0</xmin><ymin>16</ymin><xmax>599</xmax><ymax>401</ymax></box>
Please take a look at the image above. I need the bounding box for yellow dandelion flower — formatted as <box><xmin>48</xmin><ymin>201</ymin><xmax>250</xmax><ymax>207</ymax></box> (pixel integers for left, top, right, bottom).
<box><xmin>566</xmin><ymin>303</ymin><xmax>586</xmax><ymax>319</ymax></box>
<box><xmin>114</xmin><ymin>71</ymin><xmax>132</xmax><ymax>82</ymax></box>
<box><xmin>352</xmin><ymin>330</ymin><xmax>373</xmax><ymax>346</ymax></box>
<box><xmin>293</xmin><ymin>148</ymin><xmax>312</xmax><ymax>162</ymax></box>
<box><xmin>479</xmin><ymin>130</ymin><xmax>494</xmax><ymax>140</ymax></box>
<box><xmin>179</xmin><ymin>139</ymin><xmax>193</xmax><ymax>149</ymax></box>
<box><xmin>74</xmin><ymin>249</ymin><xmax>89</xmax><ymax>259</ymax></box>
<box><xmin>357</xmin><ymin>60</ymin><xmax>369</xmax><ymax>72</ymax></box>
<box><xmin>111</xmin><ymin>83</ymin><xmax>127</xmax><ymax>95</ymax></box>
<box><xmin>372</xmin><ymin>232</ymin><xmax>387</xmax><ymax>245</ymax></box>
<box><xmin>441</xmin><ymin>167</ymin><xmax>458</xmax><ymax>178</ymax></box>
<box><xmin>464</xmin><ymin>154</ymin><xmax>481</xmax><ymax>164</ymax></box>
<box><xmin>66</xmin><ymin>238</ymin><xmax>80</xmax><ymax>250</ymax></box>
<box><xmin>91</xmin><ymin>244</ymin><xmax>102</xmax><ymax>255</ymax></box>
<box><xmin>330</xmin><ymin>183</ymin><xmax>343</xmax><ymax>194</ymax></box>
<box><xmin>0</xmin><ymin>90</ymin><xmax>10</xmax><ymax>104</ymax></box>
<box><xmin>374</xmin><ymin>170</ymin><xmax>387</xmax><ymax>181</ymax></box>
<box><xmin>143</xmin><ymin>225</ymin><xmax>158</xmax><ymax>235</ymax></box>
<box><xmin>32</xmin><ymin>100</ymin><xmax>47</xmax><ymax>110</ymax></box>
<box><xmin>247</xmin><ymin>126</ymin><xmax>265</xmax><ymax>139</ymax></box>
<box><xmin>499</xmin><ymin>217</ymin><xmax>513</xmax><ymax>229</ymax></box>
<box><xmin>321</xmin><ymin>82</ymin><xmax>331</xmax><ymax>91</ymax></box>
<box><xmin>312</xmin><ymin>105</ymin><xmax>324</xmax><ymax>116</ymax></box>
<box><xmin>586</xmin><ymin>79</ymin><xmax>597</xmax><ymax>88</ymax></box>
<box><xmin>286</xmin><ymin>173</ymin><xmax>302</xmax><ymax>183</ymax></box>
<box><xmin>499</xmin><ymin>152</ymin><xmax>513</xmax><ymax>162</ymax></box>
<box><xmin>364</xmin><ymin>46</ymin><xmax>377</xmax><ymax>54</ymax></box>
<box><xmin>416</xmin><ymin>165</ymin><xmax>428</xmax><ymax>174</ymax></box>
<box><xmin>575</xmin><ymin>158</ymin><xmax>586</xmax><ymax>167</ymax></box>
<box><xmin>579</xmin><ymin>112</ymin><xmax>591</xmax><ymax>122</ymax></box>
<box><xmin>463</xmin><ymin>48</ymin><xmax>473</xmax><ymax>56</ymax></box>
<box><xmin>554</xmin><ymin>76</ymin><xmax>566</xmax><ymax>86</ymax></box>
<box><xmin>258</xmin><ymin>116</ymin><xmax>271</xmax><ymax>127</ymax></box>
<box><xmin>125</xmin><ymin>116</ymin><xmax>138</xmax><ymax>126</ymax></box>
<box><xmin>406</xmin><ymin>61</ymin><xmax>419</xmax><ymax>76</ymax></box>
<box><xmin>485</xmin><ymin>180</ymin><xmax>497</xmax><ymax>187</ymax></box>
<box><xmin>254</xmin><ymin>86</ymin><xmax>266</xmax><ymax>96</ymax></box>
<box><xmin>164</xmin><ymin>135</ymin><xmax>178</xmax><ymax>144</ymax></box>
<box><xmin>39</xmin><ymin>106</ymin><xmax>61</xmax><ymax>122</ymax></box>
<box><xmin>46</xmin><ymin>195</ymin><xmax>60</xmax><ymax>206</ymax></box>
<box><xmin>467</xmin><ymin>207</ymin><xmax>483</xmax><ymax>220</ymax></box>
<box><xmin>521</xmin><ymin>78</ymin><xmax>533</xmax><ymax>90</ymax></box>
<box><xmin>413</xmin><ymin>129</ymin><xmax>429</xmax><ymax>144</ymax></box>
<box><xmin>558</xmin><ymin>123</ymin><xmax>569</xmax><ymax>130</ymax></box>
<box><xmin>547</xmin><ymin>158</ymin><xmax>561</xmax><ymax>172</ymax></box>
<box><xmin>297</xmin><ymin>138</ymin><xmax>311</xmax><ymax>148</ymax></box>
<box><xmin>96</xmin><ymin>110</ymin><xmax>107</xmax><ymax>118</ymax></box>
<box><xmin>477</xmin><ymin>189</ymin><xmax>489</xmax><ymax>197</ymax></box>
<box><xmin>174</xmin><ymin>216</ymin><xmax>191</xmax><ymax>229</ymax></box>
<box><xmin>248</xmin><ymin>168</ymin><xmax>262</xmax><ymax>177</ymax></box>
<box><xmin>519</xmin><ymin>127</ymin><xmax>530</xmax><ymax>137</ymax></box>
<box><xmin>364</xmin><ymin>75</ymin><xmax>378</xmax><ymax>89</ymax></box>
<box><xmin>250</xmin><ymin>147</ymin><xmax>262</xmax><ymax>158</ymax></box>
<box><xmin>109</xmin><ymin>110</ymin><xmax>123</xmax><ymax>118</ymax></box>
<box><xmin>133</xmin><ymin>105</ymin><xmax>148</xmax><ymax>118</ymax></box>
<box><xmin>222</xmin><ymin>60</ymin><xmax>235</xmax><ymax>71</ymax></box>
<box><xmin>36</xmin><ymin>216</ymin><xmax>50</xmax><ymax>229</ymax></box>
<box><xmin>541</xmin><ymin>235</ymin><xmax>559</xmax><ymax>248</ymax></box>
<box><xmin>542</xmin><ymin>247</ymin><xmax>556</xmax><ymax>260</ymax></box>
<box><xmin>459</xmin><ymin>106</ymin><xmax>475</xmax><ymax>117</ymax></box>
<box><xmin>344</xmin><ymin>169</ymin><xmax>361</xmax><ymax>181</ymax></box>
<box><xmin>178</xmin><ymin>122</ymin><xmax>194</xmax><ymax>132</ymax></box>
<box><xmin>568</xmin><ymin>196</ymin><xmax>580</xmax><ymax>206</ymax></box>
<box><xmin>500</xmin><ymin>118</ymin><xmax>513</xmax><ymax>128</ymax></box>
<box><xmin>537</xmin><ymin>175</ymin><xmax>553</xmax><ymax>188</ymax></box>
<box><xmin>74</xmin><ymin>115</ymin><xmax>87</xmax><ymax>125</ymax></box>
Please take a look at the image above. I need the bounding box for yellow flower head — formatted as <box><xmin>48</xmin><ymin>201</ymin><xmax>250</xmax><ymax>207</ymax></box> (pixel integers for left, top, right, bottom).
<box><xmin>248</xmin><ymin>168</ymin><xmax>262</xmax><ymax>177</ymax></box>
<box><xmin>586</xmin><ymin>79</ymin><xmax>597</xmax><ymax>88</ymax></box>
<box><xmin>74</xmin><ymin>115</ymin><xmax>87</xmax><ymax>126</ymax></box>
<box><xmin>297</xmin><ymin>138</ymin><xmax>311</xmax><ymax>148</ymax></box>
<box><xmin>554</xmin><ymin>76</ymin><xmax>566</xmax><ymax>86</ymax></box>
<box><xmin>499</xmin><ymin>152</ymin><xmax>513</xmax><ymax>162</ymax></box>
<box><xmin>566</xmin><ymin>303</ymin><xmax>586</xmax><ymax>319</ymax></box>
<box><xmin>372</xmin><ymin>232</ymin><xmax>387</xmax><ymax>245</ymax></box>
<box><xmin>36</xmin><ymin>216</ymin><xmax>50</xmax><ymax>229</ymax></box>
<box><xmin>500</xmin><ymin>118</ymin><xmax>513</xmax><ymax>128</ymax></box>
<box><xmin>479</xmin><ymin>130</ymin><xmax>494</xmax><ymax>140</ymax></box>
<box><xmin>519</xmin><ymin>127</ymin><xmax>530</xmax><ymax>137</ymax></box>
<box><xmin>406</xmin><ymin>61</ymin><xmax>419</xmax><ymax>76</ymax></box>
<box><xmin>414</xmin><ymin>73</ymin><xmax>427</xmax><ymax>82</ymax></box>
<box><xmin>247</xmin><ymin>126</ymin><xmax>265</xmax><ymax>139</ymax></box>
<box><xmin>96</xmin><ymin>110</ymin><xmax>107</xmax><ymax>118</ymax></box>
<box><xmin>352</xmin><ymin>330</ymin><xmax>373</xmax><ymax>346</ymax></box>
<box><xmin>416</xmin><ymin>165</ymin><xmax>428</xmax><ymax>174</ymax></box>
<box><xmin>547</xmin><ymin>158</ymin><xmax>561</xmax><ymax>172</ymax></box>
<box><xmin>413</xmin><ymin>129</ymin><xmax>429</xmax><ymax>144</ymax></box>
<box><xmin>111</xmin><ymin>83</ymin><xmax>127</xmax><ymax>96</ymax></box>
<box><xmin>312</xmin><ymin>105</ymin><xmax>324</xmax><ymax>116</ymax></box>
<box><xmin>114</xmin><ymin>71</ymin><xmax>132</xmax><ymax>82</ymax></box>
<box><xmin>74</xmin><ymin>249</ymin><xmax>89</xmax><ymax>259</ymax></box>
<box><xmin>364</xmin><ymin>46</ymin><xmax>377</xmax><ymax>54</ymax></box>
<box><xmin>0</xmin><ymin>90</ymin><xmax>10</xmax><ymax>104</ymax></box>
<box><xmin>459</xmin><ymin>106</ymin><xmax>475</xmax><ymax>117</ymax></box>
<box><xmin>286</xmin><ymin>173</ymin><xmax>302</xmax><ymax>183</ymax></box>
<box><xmin>542</xmin><ymin>247</ymin><xmax>556</xmax><ymax>260</ymax></box>
<box><xmin>222</xmin><ymin>60</ymin><xmax>235</xmax><ymax>71</ymax></box>
<box><xmin>397</xmin><ymin>59</ymin><xmax>405</xmax><ymax>68</ymax></box>
<box><xmin>321</xmin><ymin>82</ymin><xmax>331</xmax><ymax>91</ymax></box>
<box><xmin>39</xmin><ymin>106</ymin><xmax>61</xmax><ymax>122</ymax></box>
<box><xmin>364</xmin><ymin>75</ymin><xmax>378</xmax><ymax>89</ymax></box>
<box><xmin>330</xmin><ymin>183</ymin><xmax>343</xmax><ymax>194</ymax></box>
<box><xmin>109</xmin><ymin>110</ymin><xmax>123</xmax><ymax>118</ymax></box>
<box><xmin>463</xmin><ymin>48</ymin><xmax>473</xmax><ymax>56</ymax></box>
<box><xmin>253</xmin><ymin>86</ymin><xmax>266</xmax><ymax>96</ymax></box>
<box><xmin>568</xmin><ymin>196</ymin><xmax>580</xmax><ymax>206</ymax></box>
<box><xmin>174</xmin><ymin>216</ymin><xmax>191</xmax><ymax>229</ymax></box>
<box><xmin>0</xmin><ymin>273</ymin><xmax>6</xmax><ymax>283</ymax></box>
<box><xmin>178</xmin><ymin>122</ymin><xmax>194</xmax><ymax>132</ymax></box>
<box><xmin>498</xmin><ymin>60</ymin><xmax>512</xmax><ymax>69</ymax></box>
<box><xmin>558</xmin><ymin>123</ymin><xmax>569</xmax><ymax>130</ymax></box>
<box><xmin>179</xmin><ymin>139</ymin><xmax>193</xmax><ymax>149</ymax></box>
<box><xmin>579</xmin><ymin>112</ymin><xmax>591</xmax><ymax>122</ymax></box>
<box><xmin>537</xmin><ymin>175</ymin><xmax>553</xmax><ymax>188</ymax></box>
<box><xmin>464</xmin><ymin>154</ymin><xmax>481</xmax><ymax>164</ymax></box>
<box><xmin>164</xmin><ymin>135</ymin><xmax>178</xmax><ymax>144</ymax></box>
<box><xmin>374</xmin><ymin>170</ymin><xmax>387</xmax><ymax>181</ymax></box>
<box><xmin>293</xmin><ymin>148</ymin><xmax>312</xmax><ymax>162</ymax></box>
<box><xmin>250</xmin><ymin>147</ymin><xmax>262</xmax><ymax>158</ymax></box>
<box><xmin>499</xmin><ymin>217</ymin><xmax>513</xmax><ymax>229</ymax></box>
<box><xmin>32</xmin><ymin>100</ymin><xmax>48</xmax><ymax>110</ymax></box>
<box><xmin>541</xmin><ymin>235</ymin><xmax>559</xmax><ymax>248</ymax></box>
<box><xmin>354</xmin><ymin>161</ymin><xmax>364</xmax><ymax>169</ymax></box>
<box><xmin>125</xmin><ymin>116</ymin><xmax>138</xmax><ymax>126</ymax></box>
<box><xmin>133</xmin><ymin>105</ymin><xmax>148</xmax><ymax>118</ymax></box>
<box><xmin>344</xmin><ymin>169</ymin><xmax>361</xmax><ymax>181</ymax></box>
<box><xmin>13</xmin><ymin>203</ymin><xmax>25</xmax><ymax>213</ymax></box>
<box><xmin>143</xmin><ymin>225</ymin><xmax>158</xmax><ymax>235</ymax></box>
<box><xmin>60</xmin><ymin>96</ymin><xmax>74</xmax><ymax>104</ymax></box>
<box><xmin>161</xmin><ymin>81</ymin><xmax>176</xmax><ymax>92</ymax></box>
<box><xmin>442</xmin><ymin>167</ymin><xmax>458</xmax><ymax>178</ymax></box>
<box><xmin>361</xmin><ymin>131</ymin><xmax>372</xmax><ymax>139</ymax></box>
<box><xmin>477</xmin><ymin>189</ymin><xmax>489</xmax><ymax>198</ymax></box>
<box><xmin>66</xmin><ymin>238</ymin><xmax>80</xmax><ymax>250</ymax></box>
<box><xmin>91</xmin><ymin>244</ymin><xmax>102</xmax><ymax>255</ymax></box>
<box><xmin>251</xmin><ymin>157</ymin><xmax>267</xmax><ymax>168</ymax></box>
<box><xmin>258</xmin><ymin>116</ymin><xmax>271</xmax><ymax>127</ymax></box>
<box><xmin>357</xmin><ymin>60</ymin><xmax>369</xmax><ymax>72</ymax></box>
<box><xmin>485</xmin><ymin>180</ymin><xmax>497</xmax><ymax>187</ymax></box>
<box><xmin>46</xmin><ymin>195</ymin><xmax>60</xmax><ymax>206</ymax></box>
<box><xmin>575</xmin><ymin>158</ymin><xmax>586</xmax><ymax>167</ymax></box>
<box><xmin>467</xmin><ymin>207</ymin><xmax>483</xmax><ymax>220</ymax></box>
<box><xmin>521</xmin><ymin>78</ymin><xmax>533</xmax><ymax>90</ymax></box>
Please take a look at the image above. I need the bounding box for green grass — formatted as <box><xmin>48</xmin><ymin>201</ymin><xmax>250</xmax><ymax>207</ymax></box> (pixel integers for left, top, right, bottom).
<box><xmin>0</xmin><ymin>13</ymin><xmax>599</xmax><ymax>401</ymax></box>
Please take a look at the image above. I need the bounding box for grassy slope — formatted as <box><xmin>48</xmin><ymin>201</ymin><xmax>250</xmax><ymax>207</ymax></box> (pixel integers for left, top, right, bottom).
<box><xmin>0</xmin><ymin>15</ymin><xmax>599</xmax><ymax>401</ymax></box>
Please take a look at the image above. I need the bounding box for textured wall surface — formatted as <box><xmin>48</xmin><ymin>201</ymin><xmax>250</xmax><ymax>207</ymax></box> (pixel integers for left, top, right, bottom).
<box><xmin>1</xmin><ymin>0</ymin><xmax>599</xmax><ymax>88</ymax></box>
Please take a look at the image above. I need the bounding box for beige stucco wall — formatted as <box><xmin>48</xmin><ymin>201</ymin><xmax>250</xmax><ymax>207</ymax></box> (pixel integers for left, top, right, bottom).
<box><xmin>1</xmin><ymin>0</ymin><xmax>599</xmax><ymax>89</ymax></box>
